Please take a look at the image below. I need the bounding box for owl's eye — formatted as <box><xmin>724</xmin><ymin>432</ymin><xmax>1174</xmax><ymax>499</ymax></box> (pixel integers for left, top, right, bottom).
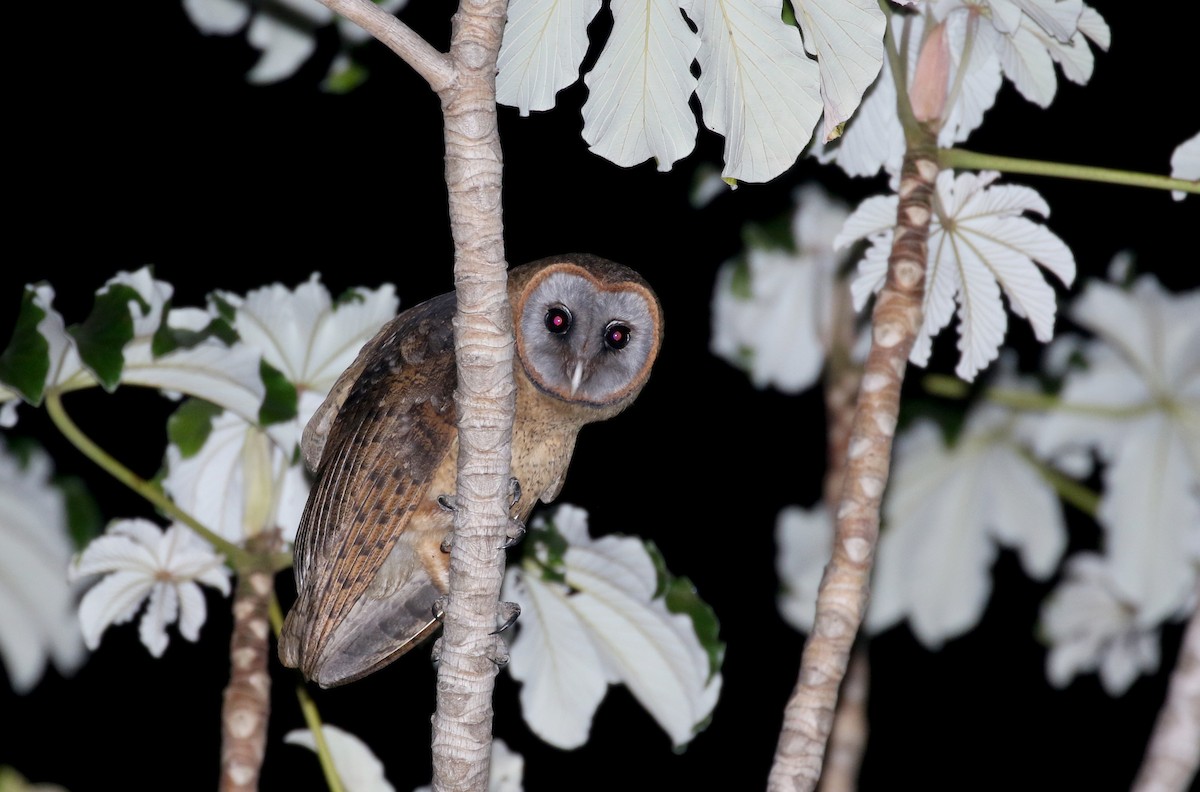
<box><xmin>545</xmin><ymin>306</ymin><xmax>572</xmax><ymax>334</ymax></box>
<box><xmin>603</xmin><ymin>322</ymin><xmax>631</xmax><ymax>350</ymax></box>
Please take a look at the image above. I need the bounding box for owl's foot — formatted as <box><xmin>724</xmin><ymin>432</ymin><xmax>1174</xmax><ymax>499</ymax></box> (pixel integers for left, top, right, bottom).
<box><xmin>502</xmin><ymin>519</ymin><xmax>526</xmax><ymax>549</ymax></box>
<box><xmin>439</xmin><ymin>532</ymin><xmax>453</xmax><ymax>553</ymax></box>
<box><xmin>432</xmin><ymin>596</ymin><xmax>448</xmax><ymax>622</ymax></box>
<box><xmin>493</xmin><ymin>601</ymin><xmax>521</xmax><ymax>635</ymax></box>
<box><xmin>503</xmin><ymin>477</ymin><xmax>526</xmax><ymax>548</ymax></box>
<box><xmin>436</xmin><ymin>494</ymin><xmax>457</xmax><ymax>512</ymax></box>
<box><xmin>489</xmin><ymin>636</ymin><xmax>510</xmax><ymax>667</ymax></box>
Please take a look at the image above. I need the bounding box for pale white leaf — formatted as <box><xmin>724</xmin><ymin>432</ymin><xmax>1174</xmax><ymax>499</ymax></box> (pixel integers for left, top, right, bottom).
<box><xmin>939</xmin><ymin>12</ymin><xmax>1004</xmax><ymax>146</ymax></box>
<box><xmin>1041</xmin><ymin>552</ymin><xmax>1161</xmax><ymax>696</ymax></box>
<box><xmin>181</xmin><ymin>0</ymin><xmax>250</xmax><ymax>34</ymax></box>
<box><xmin>0</xmin><ymin>445</ymin><xmax>86</xmax><ymax>692</ymax></box>
<box><xmin>995</xmin><ymin>21</ymin><xmax>1058</xmax><ymax>107</ymax></box>
<box><xmin>791</xmin><ymin>0</ymin><xmax>886</xmax><ymax>141</ymax></box>
<box><xmin>497</xmin><ymin>0</ymin><xmax>603</xmax><ymax>115</ymax></box>
<box><xmin>71</xmin><ymin>521</ymin><xmax>229</xmax><ymax>656</ymax></box>
<box><xmin>582</xmin><ymin>0</ymin><xmax>700</xmax><ymax>171</ymax></box>
<box><xmin>1011</xmin><ymin>0</ymin><xmax>1082</xmax><ymax>42</ymax></box>
<box><xmin>504</xmin><ymin>505</ymin><xmax>720</xmax><ymax>749</ymax></box>
<box><xmin>502</xmin><ymin>567</ymin><xmax>611</xmax><ymax>749</ymax></box>
<box><xmin>286</xmin><ymin>725</ymin><xmax>395</xmax><ymax>792</ymax></box>
<box><xmin>774</xmin><ymin>505</ymin><xmax>833</xmax><ymax>633</ymax></box>
<box><xmin>139</xmin><ymin>583</ymin><xmax>178</xmax><ymax>657</ymax></box>
<box><xmin>685</xmin><ymin>0</ymin><xmax>823</xmax><ymax>183</ymax></box>
<box><xmin>564</xmin><ymin>551</ymin><xmax>721</xmax><ymax>748</ymax></box>
<box><xmin>163</xmin><ymin>411</ymin><xmax>308</xmax><ymax>545</ymax></box>
<box><xmin>1100</xmin><ymin>413</ymin><xmax>1200</xmax><ymax>625</ymax></box>
<box><xmin>1170</xmin><ymin>131</ymin><xmax>1200</xmax><ymax>202</ymax></box>
<box><xmin>866</xmin><ymin>405</ymin><xmax>1066</xmax><ymax>645</ymax></box>
<box><xmin>246</xmin><ymin>12</ymin><xmax>318</xmax><ymax>85</ymax></box>
<box><xmin>810</xmin><ymin>63</ymin><xmax>904</xmax><ymax>178</ymax></box>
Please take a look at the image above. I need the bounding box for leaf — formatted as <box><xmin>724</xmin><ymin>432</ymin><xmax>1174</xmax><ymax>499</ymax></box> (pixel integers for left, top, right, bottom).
<box><xmin>685</xmin><ymin>0</ymin><xmax>823</xmax><ymax>183</ymax></box>
<box><xmin>496</xmin><ymin>0</ymin><xmax>603</xmax><ymax>115</ymax></box>
<box><xmin>166</xmin><ymin>398</ymin><xmax>223</xmax><ymax>459</ymax></box>
<box><xmin>843</xmin><ymin>171</ymin><xmax>1075</xmax><ymax>381</ymax></box>
<box><xmin>0</xmin><ymin>287</ymin><xmax>50</xmax><ymax>404</ymax></box>
<box><xmin>258</xmin><ymin>359</ymin><xmax>298</xmax><ymax>426</ymax></box>
<box><xmin>791</xmin><ymin>0</ymin><xmax>886</xmax><ymax>141</ymax></box>
<box><xmin>151</xmin><ymin>307</ymin><xmax>238</xmax><ymax>357</ymax></box>
<box><xmin>69</xmin><ymin>284</ymin><xmax>148</xmax><ymax>392</ymax></box>
<box><xmin>285</xmin><ymin>725</ymin><xmax>396</xmax><ymax>792</ymax></box>
<box><xmin>581</xmin><ymin>0</ymin><xmax>700</xmax><ymax>171</ymax></box>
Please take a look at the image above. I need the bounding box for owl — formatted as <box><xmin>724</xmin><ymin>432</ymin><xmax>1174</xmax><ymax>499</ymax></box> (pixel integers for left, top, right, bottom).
<box><xmin>278</xmin><ymin>253</ymin><xmax>664</xmax><ymax>688</ymax></box>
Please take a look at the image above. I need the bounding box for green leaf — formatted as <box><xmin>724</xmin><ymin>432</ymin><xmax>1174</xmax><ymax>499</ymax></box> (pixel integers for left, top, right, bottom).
<box><xmin>258</xmin><ymin>359</ymin><xmax>298</xmax><ymax>426</ymax></box>
<box><xmin>0</xmin><ymin>287</ymin><xmax>51</xmax><ymax>404</ymax></box>
<box><xmin>741</xmin><ymin>216</ymin><xmax>795</xmax><ymax>253</ymax></box>
<box><xmin>646</xmin><ymin>541</ymin><xmax>725</xmax><ymax>681</ymax></box>
<box><xmin>69</xmin><ymin>284</ymin><xmax>148</xmax><ymax>392</ymax></box>
<box><xmin>728</xmin><ymin>258</ymin><xmax>753</xmax><ymax>300</ymax></box>
<box><xmin>322</xmin><ymin>60</ymin><xmax>369</xmax><ymax>94</ymax></box>
<box><xmin>525</xmin><ymin>512</ymin><xmax>569</xmax><ymax>583</ymax></box>
<box><xmin>58</xmin><ymin>474</ymin><xmax>102</xmax><ymax>550</ymax></box>
<box><xmin>210</xmin><ymin>292</ymin><xmax>238</xmax><ymax>323</ymax></box>
<box><xmin>151</xmin><ymin>304</ymin><xmax>238</xmax><ymax>357</ymax></box>
<box><xmin>167</xmin><ymin>398</ymin><xmax>223</xmax><ymax>459</ymax></box>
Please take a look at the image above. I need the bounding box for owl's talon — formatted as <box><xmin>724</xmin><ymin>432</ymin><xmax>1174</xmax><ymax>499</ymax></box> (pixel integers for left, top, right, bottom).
<box><xmin>492</xmin><ymin>601</ymin><xmax>521</xmax><ymax>635</ymax></box>
<box><xmin>440</xmin><ymin>532</ymin><xmax>454</xmax><ymax>553</ymax></box>
<box><xmin>507</xmin><ymin>477</ymin><xmax>522</xmax><ymax>510</ymax></box>
<box><xmin>501</xmin><ymin>519</ymin><xmax>526</xmax><ymax>549</ymax></box>
<box><xmin>489</xmin><ymin>635</ymin><xmax>511</xmax><ymax>667</ymax></box>
<box><xmin>437</xmin><ymin>494</ymin><xmax>457</xmax><ymax>512</ymax></box>
<box><xmin>432</xmin><ymin>597</ymin><xmax>448</xmax><ymax>623</ymax></box>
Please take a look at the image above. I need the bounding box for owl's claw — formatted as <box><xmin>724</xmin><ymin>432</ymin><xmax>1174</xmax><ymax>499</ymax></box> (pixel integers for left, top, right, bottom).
<box><xmin>492</xmin><ymin>601</ymin><xmax>521</xmax><ymax>635</ymax></box>
<box><xmin>440</xmin><ymin>532</ymin><xmax>454</xmax><ymax>553</ymax></box>
<box><xmin>437</xmin><ymin>494</ymin><xmax>457</xmax><ymax>512</ymax></box>
<box><xmin>489</xmin><ymin>635</ymin><xmax>511</xmax><ymax>668</ymax></box>
<box><xmin>501</xmin><ymin>519</ymin><xmax>526</xmax><ymax>549</ymax></box>
<box><xmin>507</xmin><ymin>477</ymin><xmax>522</xmax><ymax>510</ymax></box>
<box><xmin>432</xmin><ymin>597</ymin><xmax>448</xmax><ymax>623</ymax></box>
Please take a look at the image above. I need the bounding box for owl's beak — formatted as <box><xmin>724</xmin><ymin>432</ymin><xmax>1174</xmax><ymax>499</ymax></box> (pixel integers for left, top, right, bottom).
<box><xmin>569</xmin><ymin>360</ymin><xmax>584</xmax><ymax>397</ymax></box>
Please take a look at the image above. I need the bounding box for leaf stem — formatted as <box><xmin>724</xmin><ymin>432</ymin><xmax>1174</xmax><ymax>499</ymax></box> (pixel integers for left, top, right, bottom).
<box><xmin>923</xmin><ymin>374</ymin><xmax>1153</xmax><ymax>419</ymax></box>
<box><xmin>1017</xmin><ymin>447</ymin><xmax>1100</xmax><ymax>517</ymax></box>
<box><xmin>43</xmin><ymin>389</ymin><xmax>252</xmax><ymax>567</ymax></box>
<box><xmin>941</xmin><ymin>148</ymin><xmax>1199</xmax><ymax>193</ymax></box>
<box><xmin>269</xmin><ymin>594</ymin><xmax>347</xmax><ymax>792</ymax></box>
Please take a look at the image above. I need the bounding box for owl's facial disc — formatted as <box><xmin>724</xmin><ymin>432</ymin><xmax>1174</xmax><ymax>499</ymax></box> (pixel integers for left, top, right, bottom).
<box><xmin>517</xmin><ymin>266</ymin><xmax>660</xmax><ymax>406</ymax></box>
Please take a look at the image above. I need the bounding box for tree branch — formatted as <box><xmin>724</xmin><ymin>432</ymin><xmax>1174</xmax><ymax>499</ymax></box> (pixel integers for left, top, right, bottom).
<box><xmin>319</xmin><ymin>0</ymin><xmax>456</xmax><ymax>90</ymax></box>
<box><xmin>1132</xmin><ymin>587</ymin><xmax>1200</xmax><ymax>792</ymax></box>
<box><xmin>429</xmin><ymin>1</ymin><xmax>513</xmax><ymax>790</ymax></box>
<box><xmin>219</xmin><ymin>532</ymin><xmax>281</xmax><ymax>792</ymax></box>
<box><xmin>767</xmin><ymin>145</ymin><xmax>937</xmax><ymax>791</ymax></box>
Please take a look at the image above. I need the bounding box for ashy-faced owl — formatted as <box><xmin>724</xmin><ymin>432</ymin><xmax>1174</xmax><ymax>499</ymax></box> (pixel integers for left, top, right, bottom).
<box><xmin>278</xmin><ymin>253</ymin><xmax>664</xmax><ymax>687</ymax></box>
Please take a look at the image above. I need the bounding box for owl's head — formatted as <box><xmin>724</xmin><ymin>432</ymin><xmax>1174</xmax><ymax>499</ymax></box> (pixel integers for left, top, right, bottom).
<box><xmin>510</xmin><ymin>254</ymin><xmax>663</xmax><ymax>412</ymax></box>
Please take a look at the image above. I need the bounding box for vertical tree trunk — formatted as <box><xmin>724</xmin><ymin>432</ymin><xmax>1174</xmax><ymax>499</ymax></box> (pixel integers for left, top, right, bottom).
<box><xmin>431</xmin><ymin>2</ymin><xmax>513</xmax><ymax>790</ymax></box>
<box><xmin>767</xmin><ymin>144</ymin><xmax>938</xmax><ymax>791</ymax></box>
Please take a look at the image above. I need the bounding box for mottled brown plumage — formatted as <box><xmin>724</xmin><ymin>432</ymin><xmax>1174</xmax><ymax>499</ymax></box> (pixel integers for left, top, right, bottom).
<box><xmin>278</xmin><ymin>254</ymin><xmax>663</xmax><ymax>687</ymax></box>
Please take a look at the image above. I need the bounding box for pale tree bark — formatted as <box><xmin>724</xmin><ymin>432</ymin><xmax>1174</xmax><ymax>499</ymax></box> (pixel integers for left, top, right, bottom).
<box><xmin>219</xmin><ymin>532</ymin><xmax>281</xmax><ymax>792</ymax></box>
<box><xmin>1132</xmin><ymin>588</ymin><xmax>1200</xmax><ymax>792</ymax></box>
<box><xmin>815</xmin><ymin>274</ymin><xmax>869</xmax><ymax>792</ymax></box>
<box><xmin>314</xmin><ymin>2</ymin><xmax>513</xmax><ymax>790</ymax></box>
<box><xmin>767</xmin><ymin>143</ymin><xmax>938</xmax><ymax>791</ymax></box>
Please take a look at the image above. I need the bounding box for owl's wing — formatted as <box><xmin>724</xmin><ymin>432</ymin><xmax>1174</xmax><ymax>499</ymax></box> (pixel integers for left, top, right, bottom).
<box><xmin>280</xmin><ymin>292</ymin><xmax>458</xmax><ymax>687</ymax></box>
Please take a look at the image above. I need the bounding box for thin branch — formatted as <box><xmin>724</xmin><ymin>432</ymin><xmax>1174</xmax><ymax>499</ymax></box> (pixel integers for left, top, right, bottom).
<box><xmin>767</xmin><ymin>144</ymin><xmax>938</xmax><ymax>791</ymax></box>
<box><xmin>941</xmin><ymin>148</ymin><xmax>1199</xmax><ymax>194</ymax></box>
<box><xmin>319</xmin><ymin>0</ymin><xmax>456</xmax><ymax>90</ymax></box>
<box><xmin>220</xmin><ymin>531</ymin><xmax>281</xmax><ymax>792</ymax></box>
<box><xmin>42</xmin><ymin>390</ymin><xmax>254</xmax><ymax>567</ymax></box>
<box><xmin>1132</xmin><ymin>588</ymin><xmax>1200</xmax><ymax>792</ymax></box>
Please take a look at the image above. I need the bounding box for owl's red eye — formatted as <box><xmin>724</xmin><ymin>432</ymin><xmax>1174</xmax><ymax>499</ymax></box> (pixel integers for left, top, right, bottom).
<box><xmin>545</xmin><ymin>306</ymin><xmax>572</xmax><ymax>334</ymax></box>
<box><xmin>604</xmin><ymin>322</ymin><xmax>630</xmax><ymax>350</ymax></box>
